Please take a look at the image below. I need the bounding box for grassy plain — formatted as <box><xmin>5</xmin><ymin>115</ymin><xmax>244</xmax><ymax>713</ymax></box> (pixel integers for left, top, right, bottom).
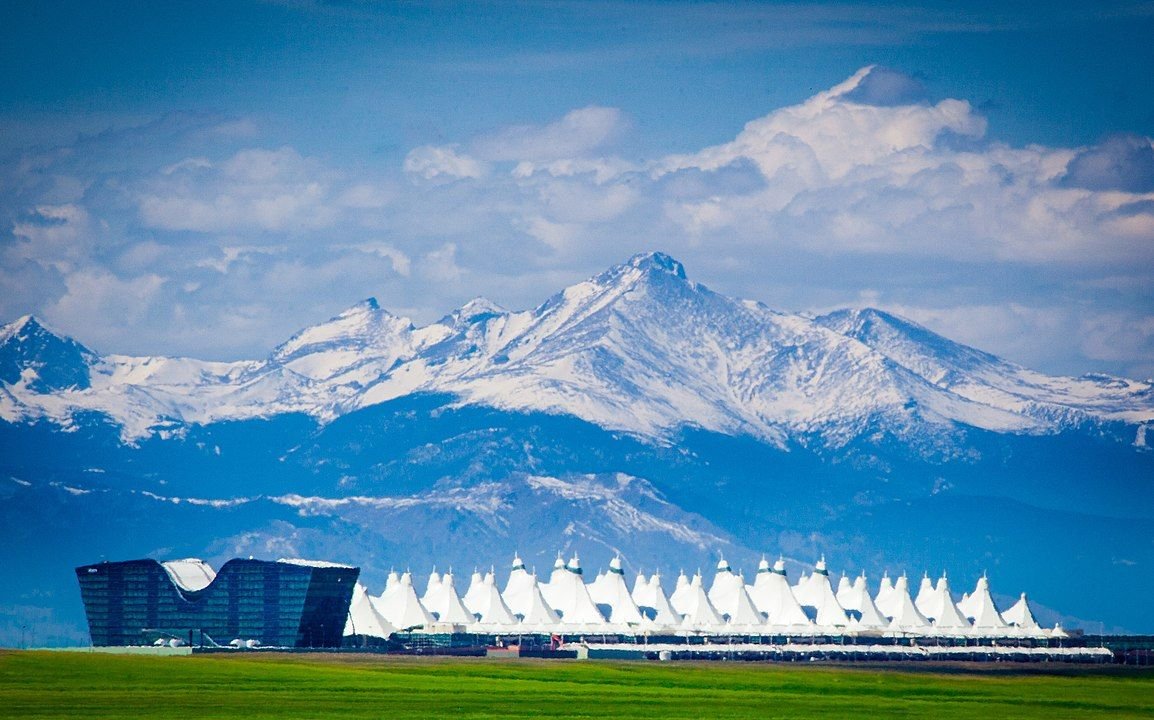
<box><xmin>1</xmin><ymin>650</ymin><xmax>1152</xmax><ymax>719</ymax></box>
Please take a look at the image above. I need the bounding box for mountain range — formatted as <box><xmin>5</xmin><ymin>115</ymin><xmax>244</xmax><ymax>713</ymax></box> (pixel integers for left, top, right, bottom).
<box><xmin>2</xmin><ymin>252</ymin><xmax>1152</xmax><ymax>644</ymax></box>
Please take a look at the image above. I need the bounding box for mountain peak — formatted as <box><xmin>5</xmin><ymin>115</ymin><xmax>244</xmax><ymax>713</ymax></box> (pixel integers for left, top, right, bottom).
<box><xmin>271</xmin><ymin>298</ymin><xmax>412</xmax><ymax>366</ymax></box>
<box><xmin>443</xmin><ymin>297</ymin><xmax>506</xmax><ymax>328</ymax></box>
<box><xmin>0</xmin><ymin>314</ymin><xmax>95</xmax><ymax>392</ymax></box>
<box><xmin>0</xmin><ymin>314</ymin><xmax>43</xmax><ymax>343</ymax></box>
<box><xmin>816</xmin><ymin>306</ymin><xmax>1005</xmax><ymax>381</ymax></box>
<box><xmin>627</xmin><ymin>251</ymin><xmax>687</xmax><ymax>280</ymax></box>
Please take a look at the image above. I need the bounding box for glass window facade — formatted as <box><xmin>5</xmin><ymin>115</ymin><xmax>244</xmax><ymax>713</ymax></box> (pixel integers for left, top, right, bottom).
<box><xmin>75</xmin><ymin>558</ymin><xmax>358</xmax><ymax>647</ymax></box>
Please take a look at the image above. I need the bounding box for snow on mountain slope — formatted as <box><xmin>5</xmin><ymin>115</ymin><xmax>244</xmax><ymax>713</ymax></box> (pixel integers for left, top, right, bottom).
<box><xmin>816</xmin><ymin>308</ymin><xmax>1154</xmax><ymax>426</ymax></box>
<box><xmin>134</xmin><ymin>470</ymin><xmax>738</xmax><ymax>568</ymax></box>
<box><xmin>269</xmin><ymin>297</ymin><xmax>450</xmax><ymax>385</ymax></box>
<box><xmin>1</xmin><ymin>252</ymin><xmax>1151</xmax><ymax>445</ymax></box>
<box><xmin>353</xmin><ymin>252</ymin><xmax>1044</xmax><ymax>445</ymax></box>
<box><xmin>0</xmin><ymin>316</ymin><xmax>96</xmax><ymax>393</ymax></box>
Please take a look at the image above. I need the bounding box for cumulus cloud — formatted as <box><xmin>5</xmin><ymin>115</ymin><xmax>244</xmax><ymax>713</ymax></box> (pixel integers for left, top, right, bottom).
<box><xmin>45</xmin><ymin>268</ymin><xmax>166</xmax><ymax>338</ymax></box>
<box><xmin>9</xmin><ymin>204</ymin><xmax>95</xmax><ymax>274</ymax></box>
<box><xmin>3</xmin><ymin>69</ymin><xmax>1153</xmax><ymax>379</ymax></box>
<box><xmin>841</xmin><ymin>66</ymin><xmax>929</xmax><ymax>107</ymax></box>
<box><xmin>658</xmin><ymin>66</ymin><xmax>988</xmax><ymax>182</ymax></box>
<box><xmin>403</xmin><ymin>145</ymin><xmax>486</xmax><ymax>180</ymax></box>
<box><xmin>473</xmin><ymin>106</ymin><xmax>627</xmax><ymax>162</ymax></box>
<box><xmin>341</xmin><ymin>242</ymin><xmax>412</xmax><ymax>277</ymax></box>
<box><xmin>638</xmin><ymin>65</ymin><xmax>1154</xmax><ymax>273</ymax></box>
<box><xmin>138</xmin><ymin>147</ymin><xmax>337</xmax><ymax>233</ymax></box>
<box><xmin>1060</xmin><ymin>134</ymin><xmax>1154</xmax><ymax>192</ymax></box>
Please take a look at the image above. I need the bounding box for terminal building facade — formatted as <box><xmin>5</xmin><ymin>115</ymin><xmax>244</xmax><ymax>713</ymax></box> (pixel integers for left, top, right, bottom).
<box><xmin>75</xmin><ymin>557</ymin><xmax>358</xmax><ymax>647</ymax></box>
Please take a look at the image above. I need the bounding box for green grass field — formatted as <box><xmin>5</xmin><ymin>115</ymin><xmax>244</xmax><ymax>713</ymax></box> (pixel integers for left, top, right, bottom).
<box><xmin>2</xmin><ymin>651</ymin><xmax>1152</xmax><ymax>719</ymax></box>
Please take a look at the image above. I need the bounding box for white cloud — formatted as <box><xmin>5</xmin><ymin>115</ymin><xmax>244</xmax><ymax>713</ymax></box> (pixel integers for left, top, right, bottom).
<box><xmin>195</xmin><ymin>245</ymin><xmax>285</xmax><ymax>274</ymax></box>
<box><xmin>658</xmin><ymin>67</ymin><xmax>986</xmax><ymax>181</ymax></box>
<box><xmin>161</xmin><ymin>157</ymin><xmax>212</xmax><ymax>175</ymax></box>
<box><xmin>138</xmin><ymin>147</ymin><xmax>337</xmax><ymax>233</ymax></box>
<box><xmin>512</xmin><ymin>157</ymin><xmax>638</xmax><ymax>183</ymax></box>
<box><xmin>403</xmin><ymin>145</ymin><xmax>486</xmax><ymax>180</ymax></box>
<box><xmin>420</xmin><ymin>243</ymin><xmax>464</xmax><ymax>283</ymax></box>
<box><xmin>474</xmin><ymin>106</ymin><xmax>627</xmax><ymax>163</ymax></box>
<box><xmin>3</xmin><ymin>69</ymin><xmax>1154</xmax><ymax>380</ymax></box>
<box><xmin>644</xmin><ymin>67</ymin><xmax>1153</xmax><ymax>269</ymax></box>
<box><xmin>45</xmin><ymin>268</ymin><xmax>166</xmax><ymax>339</ymax></box>
<box><xmin>343</xmin><ymin>242</ymin><xmax>412</xmax><ymax>277</ymax></box>
<box><xmin>1080</xmin><ymin>314</ymin><xmax>1154</xmax><ymax>365</ymax></box>
<box><xmin>10</xmin><ymin>204</ymin><xmax>93</xmax><ymax>272</ymax></box>
<box><xmin>336</xmin><ymin>183</ymin><xmax>395</xmax><ymax>209</ymax></box>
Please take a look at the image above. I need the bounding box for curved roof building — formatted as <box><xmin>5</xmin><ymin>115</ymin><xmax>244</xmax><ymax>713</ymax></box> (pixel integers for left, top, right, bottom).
<box><xmin>75</xmin><ymin>557</ymin><xmax>358</xmax><ymax>647</ymax></box>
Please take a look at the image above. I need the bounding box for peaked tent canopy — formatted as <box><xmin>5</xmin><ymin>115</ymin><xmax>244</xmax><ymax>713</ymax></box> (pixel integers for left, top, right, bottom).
<box><xmin>707</xmin><ymin>558</ymin><xmax>744</xmax><ymax>617</ymax></box>
<box><xmin>749</xmin><ymin>557</ymin><xmax>811</xmax><ymax>627</ymax></box>
<box><xmin>678</xmin><ymin>575</ymin><xmax>727</xmax><ymax>630</ymax></box>
<box><xmin>965</xmin><ymin>576</ymin><xmax>1008</xmax><ymax>630</ymax></box>
<box><xmin>379</xmin><ymin>572</ymin><xmax>435</xmax><ymax>631</ymax></box>
<box><xmin>429</xmin><ymin>572</ymin><xmax>476</xmax><ymax>625</ymax></box>
<box><xmin>886</xmin><ymin>575</ymin><xmax>931</xmax><ymax>630</ymax></box>
<box><xmin>344</xmin><ymin>582</ymin><xmax>397</xmax><ymax>639</ymax></box>
<box><xmin>588</xmin><ymin>556</ymin><xmax>644</xmax><ymax>625</ymax></box>
<box><xmin>640</xmin><ymin>572</ymin><xmax>683</xmax><ymax>627</ymax></box>
<box><xmin>502</xmin><ymin>553</ymin><xmax>539</xmax><ymax>617</ymax></box>
<box><xmin>1003</xmin><ymin>593</ymin><xmax>1040</xmax><ymax>629</ymax></box>
<box><xmin>472</xmin><ymin>574</ymin><xmax>519</xmax><ymax>626</ymax></box>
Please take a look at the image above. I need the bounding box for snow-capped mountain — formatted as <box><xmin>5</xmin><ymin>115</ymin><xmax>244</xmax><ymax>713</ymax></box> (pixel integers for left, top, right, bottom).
<box><xmin>2</xmin><ymin>252</ymin><xmax>1151</xmax><ymax>446</ymax></box>
<box><xmin>3</xmin><ymin>252</ymin><xmax>1154</xmax><ymax>644</ymax></box>
<box><xmin>0</xmin><ymin>315</ymin><xmax>96</xmax><ymax>393</ymax></box>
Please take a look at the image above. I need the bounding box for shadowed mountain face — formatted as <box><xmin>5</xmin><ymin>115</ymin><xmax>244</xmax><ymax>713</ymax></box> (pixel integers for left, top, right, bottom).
<box><xmin>0</xmin><ymin>316</ymin><xmax>95</xmax><ymax>393</ymax></box>
<box><xmin>1</xmin><ymin>253</ymin><xmax>1152</xmax><ymax>644</ymax></box>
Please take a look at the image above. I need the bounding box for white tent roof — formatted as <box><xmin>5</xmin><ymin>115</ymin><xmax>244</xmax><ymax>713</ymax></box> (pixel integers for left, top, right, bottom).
<box><xmin>641</xmin><ymin>572</ymin><xmax>682</xmax><ymax>627</ymax></box>
<box><xmin>462</xmin><ymin>570</ymin><xmax>487</xmax><ymax>615</ymax></box>
<box><xmin>965</xmin><ymin>576</ymin><xmax>1008</xmax><ymax>629</ymax></box>
<box><xmin>926</xmin><ymin>574</ymin><xmax>970</xmax><ymax>630</ymax></box>
<box><xmin>540</xmin><ymin>553</ymin><xmax>605</xmax><ymax>626</ymax></box>
<box><xmin>588</xmin><ymin>556</ymin><xmax>644</xmax><ymax>625</ymax></box>
<box><xmin>875</xmin><ymin>572</ymin><xmax>897</xmax><ymax>618</ymax></box>
<box><xmin>420</xmin><ymin>569</ymin><xmax>442</xmax><ymax>604</ymax></box>
<box><xmin>631</xmin><ymin>572</ymin><xmax>652</xmax><ymax>608</ymax></box>
<box><xmin>792</xmin><ymin>571</ymin><xmax>816</xmax><ymax>607</ymax></box>
<box><xmin>540</xmin><ymin>556</ymin><xmax>570</xmax><ymax>610</ymax></box>
<box><xmin>835</xmin><ymin>575</ymin><xmax>856</xmax><ymax>610</ymax></box>
<box><xmin>679</xmin><ymin>574</ymin><xmax>727</xmax><ymax>629</ymax></box>
<box><xmin>791</xmin><ymin>555</ymin><xmax>832</xmax><ymax>608</ymax></box>
<box><xmin>958</xmin><ymin>591</ymin><xmax>973</xmax><ymax>618</ymax></box>
<box><xmin>344</xmin><ymin>582</ymin><xmax>397</xmax><ymax>638</ymax></box>
<box><xmin>725</xmin><ymin>581</ymin><xmax>766</xmax><ymax>628</ymax></box>
<box><xmin>378</xmin><ymin>570</ymin><xmax>400</xmax><ymax>598</ymax></box>
<box><xmin>430</xmin><ymin>572</ymin><xmax>476</xmax><ymax>625</ymax></box>
<box><xmin>561</xmin><ymin>578</ymin><xmax>608</xmax><ymax>626</ymax></box>
<box><xmin>669</xmin><ymin>571</ymin><xmax>693</xmax><ymax>615</ymax></box>
<box><xmin>809</xmin><ymin>571</ymin><xmax>849</xmax><ymax>628</ymax></box>
<box><xmin>378</xmin><ymin>572</ymin><xmax>435</xmax><ymax>631</ymax></box>
<box><xmin>587</xmin><ymin>569</ymin><xmax>611</xmax><ymax>605</ymax></box>
<box><xmin>851</xmin><ymin>581</ymin><xmax>889</xmax><ymax>629</ymax></box>
<box><xmin>887</xmin><ymin>575</ymin><xmax>931</xmax><ymax>630</ymax></box>
<box><xmin>517</xmin><ymin>573</ymin><xmax>561</xmax><ymax>629</ymax></box>
<box><xmin>749</xmin><ymin>557</ymin><xmax>811</xmax><ymax>627</ymax></box>
<box><xmin>502</xmin><ymin>554</ymin><xmax>538</xmax><ymax>617</ymax></box>
<box><xmin>473</xmin><ymin>574</ymin><xmax>519</xmax><ymax>626</ymax></box>
<box><xmin>913</xmin><ymin>573</ymin><xmax>936</xmax><ymax>617</ymax></box>
<box><xmin>707</xmin><ymin>558</ymin><xmax>745</xmax><ymax>617</ymax></box>
<box><xmin>1002</xmin><ymin>593</ymin><xmax>1040</xmax><ymax>629</ymax></box>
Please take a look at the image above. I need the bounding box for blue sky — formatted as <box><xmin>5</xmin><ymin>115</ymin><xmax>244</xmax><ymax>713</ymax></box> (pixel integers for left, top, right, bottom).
<box><xmin>2</xmin><ymin>1</ymin><xmax>1153</xmax><ymax>378</ymax></box>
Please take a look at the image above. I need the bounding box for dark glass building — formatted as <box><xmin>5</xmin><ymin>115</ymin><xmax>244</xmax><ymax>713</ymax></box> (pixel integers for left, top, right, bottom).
<box><xmin>75</xmin><ymin>557</ymin><xmax>358</xmax><ymax>647</ymax></box>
